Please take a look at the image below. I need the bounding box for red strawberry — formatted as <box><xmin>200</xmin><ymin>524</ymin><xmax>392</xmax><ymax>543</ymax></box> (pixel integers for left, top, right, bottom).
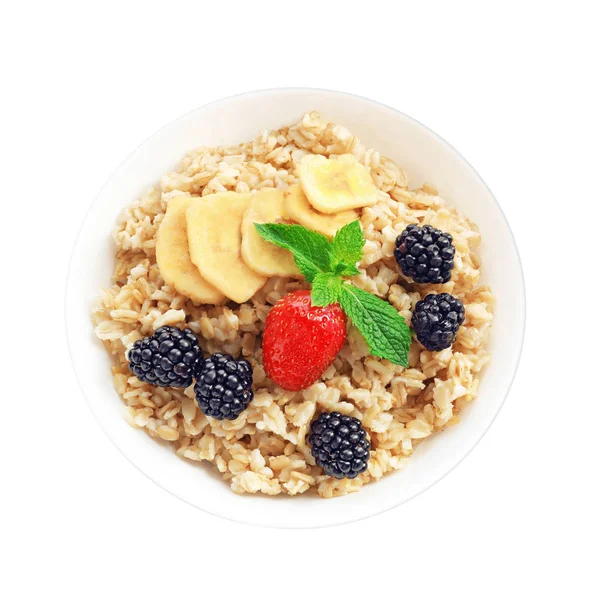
<box><xmin>262</xmin><ymin>290</ymin><xmax>347</xmax><ymax>391</ymax></box>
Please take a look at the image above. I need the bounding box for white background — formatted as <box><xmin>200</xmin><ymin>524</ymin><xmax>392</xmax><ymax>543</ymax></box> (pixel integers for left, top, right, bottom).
<box><xmin>2</xmin><ymin>1</ymin><xmax>591</xmax><ymax>598</ymax></box>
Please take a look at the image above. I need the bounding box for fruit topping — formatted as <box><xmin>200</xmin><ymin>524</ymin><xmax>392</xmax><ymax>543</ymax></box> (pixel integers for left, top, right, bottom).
<box><xmin>241</xmin><ymin>188</ymin><xmax>301</xmax><ymax>278</ymax></box>
<box><xmin>128</xmin><ymin>326</ymin><xmax>204</xmax><ymax>388</ymax></box>
<box><xmin>194</xmin><ymin>353</ymin><xmax>254</xmax><ymax>420</ymax></box>
<box><xmin>155</xmin><ymin>195</ymin><xmax>224</xmax><ymax>305</ymax></box>
<box><xmin>284</xmin><ymin>183</ymin><xmax>358</xmax><ymax>237</ymax></box>
<box><xmin>412</xmin><ymin>293</ymin><xmax>465</xmax><ymax>351</ymax></box>
<box><xmin>394</xmin><ymin>224</ymin><xmax>456</xmax><ymax>284</ymax></box>
<box><xmin>309</xmin><ymin>412</ymin><xmax>371</xmax><ymax>479</ymax></box>
<box><xmin>186</xmin><ymin>191</ymin><xmax>267</xmax><ymax>303</ymax></box>
<box><xmin>298</xmin><ymin>153</ymin><xmax>379</xmax><ymax>213</ymax></box>
<box><xmin>262</xmin><ymin>290</ymin><xmax>347</xmax><ymax>391</ymax></box>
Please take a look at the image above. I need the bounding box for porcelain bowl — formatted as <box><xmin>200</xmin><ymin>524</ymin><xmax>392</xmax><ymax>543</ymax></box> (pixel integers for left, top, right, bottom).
<box><xmin>66</xmin><ymin>88</ymin><xmax>525</xmax><ymax>528</ymax></box>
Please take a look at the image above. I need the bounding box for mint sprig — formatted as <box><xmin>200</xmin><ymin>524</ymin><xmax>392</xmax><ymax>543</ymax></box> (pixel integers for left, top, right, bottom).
<box><xmin>340</xmin><ymin>284</ymin><xmax>411</xmax><ymax>367</ymax></box>
<box><xmin>329</xmin><ymin>220</ymin><xmax>364</xmax><ymax>275</ymax></box>
<box><xmin>256</xmin><ymin>220</ymin><xmax>411</xmax><ymax>367</ymax></box>
<box><xmin>310</xmin><ymin>273</ymin><xmax>344</xmax><ymax>306</ymax></box>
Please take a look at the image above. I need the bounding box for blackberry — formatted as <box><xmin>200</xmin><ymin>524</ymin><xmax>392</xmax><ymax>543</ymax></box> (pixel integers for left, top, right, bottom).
<box><xmin>194</xmin><ymin>354</ymin><xmax>254</xmax><ymax>420</ymax></box>
<box><xmin>309</xmin><ymin>412</ymin><xmax>371</xmax><ymax>479</ymax></box>
<box><xmin>395</xmin><ymin>224</ymin><xmax>455</xmax><ymax>284</ymax></box>
<box><xmin>128</xmin><ymin>326</ymin><xmax>204</xmax><ymax>388</ymax></box>
<box><xmin>412</xmin><ymin>293</ymin><xmax>465</xmax><ymax>351</ymax></box>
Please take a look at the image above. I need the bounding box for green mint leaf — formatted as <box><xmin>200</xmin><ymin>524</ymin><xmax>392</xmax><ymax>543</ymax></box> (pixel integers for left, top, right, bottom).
<box><xmin>255</xmin><ymin>223</ymin><xmax>332</xmax><ymax>283</ymax></box>
<box><xmin>330</xmin><ymin>220</ymin><xmax>365</xmax><ymax>272</ymax></box>
<box><xmin>333</xmin><ymin>260</ymin><xmax>361</xmax><ymax>277</ymax></box>
<box><xmin>339</xmin><ymin>284</ymin><xmax>411</xmax><ymax>367</ymax></box>
<box><xmin>311</xmin><ymin>273</ymin><xmax>344</xmax><ymax>307</ymax></box>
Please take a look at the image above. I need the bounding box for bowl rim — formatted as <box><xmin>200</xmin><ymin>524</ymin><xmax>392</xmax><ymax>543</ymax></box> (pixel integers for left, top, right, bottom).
<box><xmin>65</xmin><ymin>87</ymin><xmax>526</xmax><ymax>528</ymax></box>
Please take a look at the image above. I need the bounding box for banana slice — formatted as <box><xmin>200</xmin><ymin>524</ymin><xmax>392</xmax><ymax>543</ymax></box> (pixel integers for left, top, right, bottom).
<box><xmin>186</xmin><ymin>192</ymin><xmax>267</xmax><ymax>303</ymax></box>
<box><xmin>285</xmin><ymin>184</ymin><xmax>358</xmax><ymax>238</ymax></box>
<box><xmin>156</xmin><ymin>195</ymin><xmax>225</xmax><ymax>305</ymax></box>
<box><xmin>298</xmin><ymin>153</ymin><xmax>379</xmax><ymax>214</ymax></box>
<box><xmin>241</xmin><ymin>188</ymin><xmax>301</xmax><ymax>278</ymax></box>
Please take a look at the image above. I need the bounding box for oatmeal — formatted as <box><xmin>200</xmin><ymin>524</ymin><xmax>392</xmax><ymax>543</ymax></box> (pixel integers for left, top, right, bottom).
<box><xmin>92</xmin><ymin>112</ymin><xmax>493</xmax><ymax>498</ymax></box>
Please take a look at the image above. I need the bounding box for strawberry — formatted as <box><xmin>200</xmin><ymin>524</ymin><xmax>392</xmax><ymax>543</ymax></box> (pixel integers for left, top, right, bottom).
<box><xmin>262</xmin><ymin>290</ymin><xmax>347</xmax><ymax>391</ymax></box>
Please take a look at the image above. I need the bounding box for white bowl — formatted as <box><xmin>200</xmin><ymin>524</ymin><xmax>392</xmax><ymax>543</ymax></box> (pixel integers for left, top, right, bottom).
<box><xmin>66</xmin><ymin>88</ymin><xmax>525</xmax><ymax>528</ymax></box>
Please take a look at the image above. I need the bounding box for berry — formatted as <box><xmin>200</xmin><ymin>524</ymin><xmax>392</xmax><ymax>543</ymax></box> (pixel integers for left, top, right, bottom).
<box><xmin>412</xmin><ymin>293</ymin><xmax>465</xmax><ymax>351</ymax></box>
<box><xmin>262</xmin><ymin>290</ymin><xmax>347</xmax><ymax>391</ymax></box>
<box><xmin>128</xmin><ymin>326</ymin><xmax>204</xmax><ymax>388</ymax></box>
<box><xmin>194</xmin><ymin>353</ymin><xmax>254</xmax><ymax>420</ymax></box>
<box><xmin>394</xmin><ymin>224</ymin><xmax>456</xmax><ymax>284</ymax></box>
<box><xmin>309</xmin><ymin>412</ymin><xmax>371</xmax><ymax>479</ymax></box>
